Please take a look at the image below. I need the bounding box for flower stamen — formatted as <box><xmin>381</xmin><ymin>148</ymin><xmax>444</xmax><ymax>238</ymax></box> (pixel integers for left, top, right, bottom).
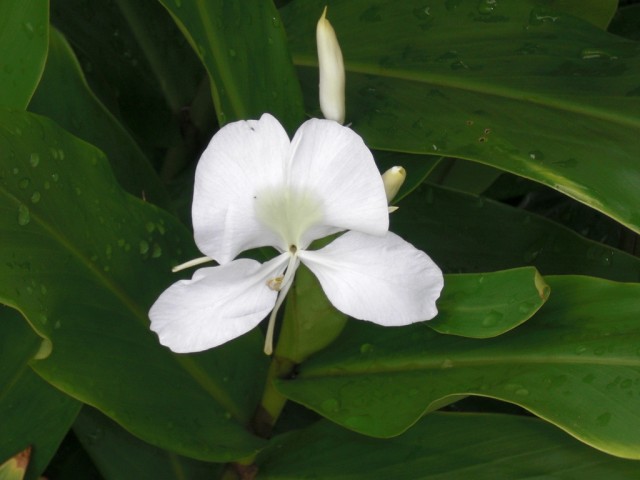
<box><xmin>264</xmin><ymin>253</ymin><xmax>300</xmax><ymax>355</ymax></box>
<box><xmin>171</xmin><ymin>256</ymin><xmax>214</xmax><ymax>273</ymax></box>
<box><xmin>266</xmin><ymin>276</ymin><xmax>284</xmax><ymax>291</ymax></box>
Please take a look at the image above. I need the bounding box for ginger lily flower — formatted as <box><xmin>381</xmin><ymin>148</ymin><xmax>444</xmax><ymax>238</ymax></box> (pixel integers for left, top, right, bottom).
<box><xmin>149</xmin><ymin>114</ymin><xmax>443</xmax><ymax>354</ymax></box>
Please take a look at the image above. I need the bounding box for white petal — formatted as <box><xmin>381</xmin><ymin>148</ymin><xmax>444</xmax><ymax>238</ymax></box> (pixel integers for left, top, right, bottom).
<box><xmin>149</xmin><ymin>254</ymin><xmax>289</xmax><ymax>353</ymax></box>
<box><xmin>192</xmin><ymin>113</ymin><xmax>289</xmax><ymax>263</ymax></box>
<box><xmin>298</xmin><ymin>231</ymin><xmax>443</xmax><ymax>326</ymax></box>
<box><xmin>287</xmin><ymin>119</ymin><xmax>389</xmax><ymax>246</ymax></box>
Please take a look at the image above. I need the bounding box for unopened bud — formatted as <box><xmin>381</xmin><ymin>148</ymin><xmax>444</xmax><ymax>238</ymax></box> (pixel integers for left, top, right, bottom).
<box><xmin>382</xmin><ymin>166</ymin><xmax>406</xmax><ymax>203</ymax></box>
<box><xmin>316</xmin><ymin>6</ymin><xmax>345</xmax><ymax>124</ymax></box>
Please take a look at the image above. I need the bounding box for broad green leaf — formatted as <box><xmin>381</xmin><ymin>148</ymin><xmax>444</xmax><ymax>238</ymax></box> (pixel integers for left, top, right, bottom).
<box><xmin>0</xmin><ymin>110</ymin><xmax>266</xmax><ymax>461</ymax></box>
<box><xmin>159</xmin><ymin>0</ymin><xmax>304</xmax><ymax>131</ymax></box>
<box><xmin>0</xmin><ymin>306</ymin><xmax>80</xmax><ymax>480</ymax></box>
<box><xmin>431</xmin><ymin>267</ymin><xmax>549</xmax><ymax>338</ymax></box>
<box><xmin>0</xmin><ymin>0</ymin><xmax>48</xmax><ymax>108</ymax></box>
<box><xmin>74</xmin><ymin>407</ymin><xmax>222</xmax><ymax>480</ymax></box>
<box><xmin>277</xmin><ymin>263</ymin><xmax>348</xmax><ymax>364</ymax></box>
<box><xmin>29</xmin><ymin>28</ymin><xmax>171</xmax><ymax>210</ymax></box>
<box><xmin>276</xmin><ymin>276</ymin><xmax>640</xmax><ymax>459</ymax></box>
<box><xmin>259</xmin><ymin>413</ymin><xmax>640</xmax><ymax>479</ymax></box>
<box><xmin>392</xmin><ymin>184</ymin><xmax>640</xmax><ymax>282</ymax></box>
<box><xmin>50</xmin><ymin>0</ymin><xmax>204</xmax><ymax>149</ymax></box>
<box><xmin>549</xmin><ymin>0</ymin><xmax>618</xmax><ymax>29</ymax></box>
<box><xmin>427</xmin><ymin>158</ymin><xmax>503</xmax><ymax>195</ymax></box>
<box><xmin>282</xmin><ymin>0</ymin><xmax>640</xmax><ymax>234</ymax></box>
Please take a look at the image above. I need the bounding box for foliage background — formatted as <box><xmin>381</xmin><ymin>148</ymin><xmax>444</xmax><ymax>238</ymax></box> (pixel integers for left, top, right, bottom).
<box><xmin>1</xmin><ymin>0</ymin><xmax>640</xmax><ymax>478</ymax></box>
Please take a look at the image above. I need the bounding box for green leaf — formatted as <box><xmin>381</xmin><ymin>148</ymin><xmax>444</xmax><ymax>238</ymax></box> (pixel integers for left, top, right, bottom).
<box><xmin>392</xmin><ymin>183</ymin><xmax>640</xmax><ymax>282</ymax></box>
<box><xmin>29</xmin><ymin>28</ymin><xmax>171</xmax><ymax>210</ymax></box>
<box><xmin>277</xmin><ymin>263</ymin><xmax>348</xmax><ymax>364</ymax></box>
<box><xmin>431</xmin><ymin>267</ymin><xmax>549</xmax><ymax>338</ymax></box>
<box><xmin>0</xmin><ymin>110</ymin><xmax>266</xmax><ymax>461</ymax></box>
<box><xmin>549</xmin><ymin>0</ymin><xmax>618</xmax><ymax>29</ymax></box>
<box><xmin>50</xmin><ymin>0</ymin><xmax>204</xmax><ymax>149</ymax></box>
<box><xmin>159</xmin><ymin>0</ymin><xmax>304</xmax><ymax>131</ymax></box>
<box><xmin>0</xmin><ymin>0</ymin><xmax>48</xmax><ymax>108</ymax></box>
<box><xmin>259</xmin><ymin>413</ymin><xmax>640</xmax><ymax>479</ymax></box>
<box><xmin>282</xmin><ymin>0</ymin><xmax>640</xmax><ymax>234</ymax></box>
<box><xmin>0</xmin><ymin>306</ymin><xmax>80</xmax><ymax>480</ymax></box>
<box><xmin>276</xmin><ymin>275</ymin><xmax>640</xmax><ymax>459</ymax></box>
<box><xmin>74</xmin><ymin>407</ymin><xmax>222</xmax><ymax>480</ymax></box>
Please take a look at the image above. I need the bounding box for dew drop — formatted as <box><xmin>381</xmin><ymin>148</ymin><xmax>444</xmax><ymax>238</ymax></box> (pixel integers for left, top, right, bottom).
<box><xmin>515</xmin><ymin>388</ymin><xmax>529</xmax><ymax>396</ymax></box>
<box><xmin>139</xmin><ymin>240</ymin><xmax>150</xmax><ymax>255</ymax></box>
<box><xmin>18</xmin><ymin>177</ymin><xmax>30</xmax><ymax>189</ymax></box>
<box><xmin>321</xmin><ymin>398</ymin><xmax>340</xmax><ymax>413</ymax></box>
<box><xmin>528</xmin><ymin>150</ymin><xmax>544</xmax><ymax>161</ymax></box>
<box><xmin>482</xmin><ymin>310</ymin><xmax>503</xmax><ymax>327</ymax></box>
<box><xmin>477</xmin><ymin>0</ymin><xmax>497</xmax><ymax>15</ymax></box>
<box><xmin>51</xmin><ymin>173</ymin><xmax>59</xmax><ymax>182</ymax></box>
<box><xmin>359</xmin><ymin>343</ymin><xmax>374</xmax><ymax>354</ymax></box>
<box><xmin>596</xmin><ymin>412</ymin><xmax>611</xmax><ymax>426</ymax></box>
<box><xmin>228</xmin><ymin>48</ymin><xmax>237</xmax><ymax>58</ymax></box>
<box><xmin>29</xmin><ymin>152</ymin><xmax>40</xmax><ymax>167</ymax></box>
<box><xmin>580</xmin><ymin>48</ymin><xmax>618</xmax><ymax>61</ymax></box>
<box><xmin>30</xmin><ymin>191</ymin><xmax>41</xmax><ymax>204</ymax></box>
<box><xmin>151</xmin><ymin>244</ymin><xmax>162</xmax><ymax>258</ymax></box>
<box><xmin>441</xmin><ymin>358</ymin><xmax>454</xmax><ymax>369</ymax></box>
<box><xmin>22</xmin><ymin>22</ymin><xmax>35</xmax><ymax>38</ymax></box>
<box><xmin>17</xmin><ymin>204</ymin><xmax>30</xmax><ymax>226</ymax></box>
<box><xmin>145</xmin><ymin>221</ymin><xmax>155</xmax><ymax>233</ymax></box>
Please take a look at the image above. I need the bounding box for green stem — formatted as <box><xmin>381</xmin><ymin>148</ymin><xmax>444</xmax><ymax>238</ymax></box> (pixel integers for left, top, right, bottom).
<box><xmin>220</xmin><ymin>355</ymin><xmax>295</xmax><ymax>480</ymax></box>
<box><xmin>251</xmin><ymin>355</ymin><xmax>296</xmax><ymax>438</ymax></box>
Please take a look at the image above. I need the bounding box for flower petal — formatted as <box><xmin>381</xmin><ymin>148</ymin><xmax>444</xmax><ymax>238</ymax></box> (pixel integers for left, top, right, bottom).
<box><xmin>298</xmin><ymin>231</ymin><xmax>444</xmax><ymax>326</ymax></box>
<box><xmin>192</xmin><ymin>113</ymin><xmax>289</xmax><ymax>263</ymax></box>
<box><xmin>149</xmin><ymin>254</ymin><xmax>289</xmax><ymax>353</ymax></box>
<box><xmin>288</xmin><ymin>119</ymin><xmax>389</xmax><ymax>246</ymax></box>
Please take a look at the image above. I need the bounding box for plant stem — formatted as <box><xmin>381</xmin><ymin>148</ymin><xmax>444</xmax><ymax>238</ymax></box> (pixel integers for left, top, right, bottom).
<box><xmin>251</xmin><ymin>355</ymin><xmax>296</xmax><ymax>438</ymax></box>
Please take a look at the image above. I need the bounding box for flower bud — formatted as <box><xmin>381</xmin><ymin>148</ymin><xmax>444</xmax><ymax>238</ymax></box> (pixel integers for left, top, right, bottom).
<box><xmin>382</xmin><ymin>166</ymin><xmax>406</xmax><ymax>203</ymax></box>
<box><xmin>316</xmin><ymin>6</ymin><xmax>345</xmax><ymax>124</ymax></box>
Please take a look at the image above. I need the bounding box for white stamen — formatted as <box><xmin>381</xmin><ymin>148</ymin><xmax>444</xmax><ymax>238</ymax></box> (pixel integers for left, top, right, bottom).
<box><xmin>171</xmin><ymin>256</ymin><xmax>214</xmax><ymax>273</ymax></box>
<box><xmin>264</xmin><ymin>253</ymin><xmax>300</xmax><ymax>355</ymax></box>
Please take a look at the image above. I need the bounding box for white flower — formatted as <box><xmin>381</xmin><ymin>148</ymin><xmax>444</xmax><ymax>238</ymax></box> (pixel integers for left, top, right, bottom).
<box><xmin>149</xmin><ymin>114</ymin><xmax>443</xmax><ymax>354</ymax></box>
<box><xmin>317</xmin><ymin>6</ymin><xmax>345</xmax><ymax>124</ymax></box>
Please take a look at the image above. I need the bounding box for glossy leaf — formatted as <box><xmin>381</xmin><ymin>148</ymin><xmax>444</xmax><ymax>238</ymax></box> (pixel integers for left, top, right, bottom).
<box><xmin>550</xmin><ymin>0</ymin><xmax>618</xmax><ymax>29</ymax></box>
<box><xmin>74</xmin><ymin>407</ymin><xmax>222</xmax><ymax>480</ymax></box>
<box><xmin>259</xmin><ymin>413</ymin><xmax>640</xmax><ymax>479</ymax></box>
<box><xmin>282</xmin><ymin>0</ymin><xmax>640</xmax><ymax>234</ymax></box>
<box><xmin>276</xmin><ymin>275</ymin><xmax>640</xmax><ymax>459</ymax></box>
<box><xmin>159</xmin><ymin>0</ymin><xmax>304</xmax><ymax>131</ymax></box>
<box><xmin>0</xmin><ymin>307</ymin><xmax>80</xmax><ymax>480</ymax></box>
<box><xmin>431</xmin><ymin>267</ymin><xmax>549</xmax><ymax>338</ymax></box>
<box><xmin>0</xmin><ymin>0</ymin><xmax>48</xmax><ymax>108</ymax></box>
<box><xmin>392</xmin><ymin>184</ymin><xmax>640</xmax><ymax>281</ymax></box>
<box><xmin>50</xmin><ymin>0</ymin><xmax>204</xmax><ymax>148</ymax></box>
<box><xmin>29</xmin><ymin>28</ymin><xmax>171</xmax><ymax>210</ymax></box>
<box><xmin>0</xmin><ymin>110</ymin><xmax>266</xmax><ymax>461</ymax></box>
